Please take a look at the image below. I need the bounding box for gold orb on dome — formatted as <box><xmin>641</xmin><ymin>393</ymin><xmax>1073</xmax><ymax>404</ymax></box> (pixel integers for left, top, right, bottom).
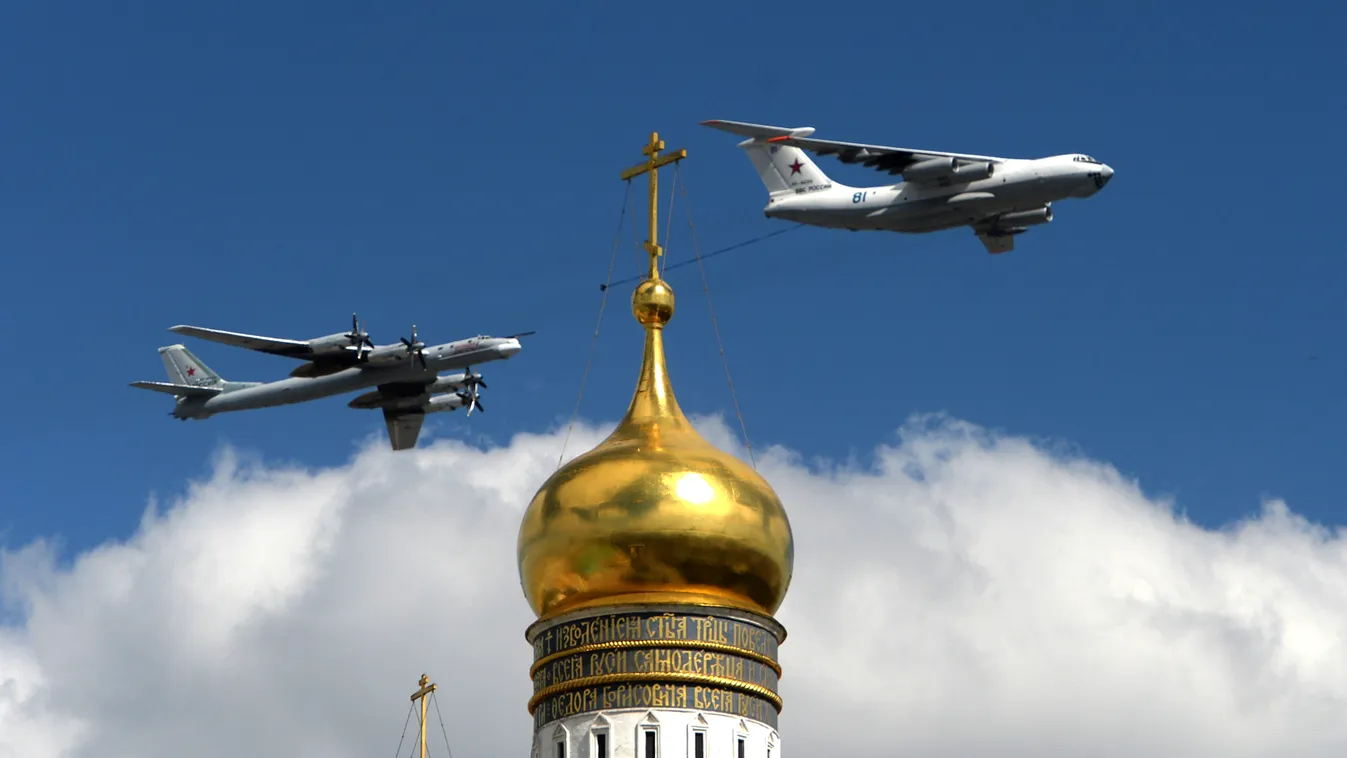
<box><xmin>517</xmin><ymin>277</ymin><xmax>794</xmax><ymax>620</ymax></box>
<box><xmin>632</xmin><ymin>278</ymin><xmax>675</xmax><ymax>327</ymax></box>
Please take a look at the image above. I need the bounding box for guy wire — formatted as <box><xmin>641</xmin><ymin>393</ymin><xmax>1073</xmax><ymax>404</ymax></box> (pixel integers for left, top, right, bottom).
<box><xmin>431</xmin><ymin>691</ymin><xmax>457</xmax><ymax>758</ymax></box>
<box><xmin>679</xmin><ymin>176</ymin><xmax>757</xmax><ymax>469</ymax></box>
<box><xmin>391</xmin><ymin>702</ymin><xmax>414</xmax><ymax>758</ymax></box>
<box><xmin>600</xmin><ymin>223</ymin><xmax>803</xmax><ymax>292</ymax></box>
<box><xmin>661</xmin><ymin>164</ymin><xmax>678</xmax><ymax>277</ymax></box>
<box><xmin>556</xmin><ymin>180</ymin><xmax>631</xmax><ymax>470</ymax></box>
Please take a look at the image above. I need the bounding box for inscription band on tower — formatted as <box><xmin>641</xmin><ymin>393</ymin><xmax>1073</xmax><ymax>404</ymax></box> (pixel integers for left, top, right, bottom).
<box><xmin>526</xmin><ymin>606</ymin><xmax>786</xmax><ymax>729</ymax></box>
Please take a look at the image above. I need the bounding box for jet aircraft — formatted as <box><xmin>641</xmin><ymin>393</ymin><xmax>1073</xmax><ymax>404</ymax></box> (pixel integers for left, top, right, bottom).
<box><xmin>702</xmin><ymin>119</ymin><xmax>1113</xmax><ymax>254</ymax></box>
<box><xmin>131</xmin><ymin>315</ymin><xmax>530</xmax><ymax>451</ymax></box>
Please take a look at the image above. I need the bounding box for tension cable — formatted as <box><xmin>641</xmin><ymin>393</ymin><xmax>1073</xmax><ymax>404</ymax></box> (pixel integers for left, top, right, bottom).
<box><xmin>557</xmin><ymin>180</ymin><xmax>632</xmax><ymax>469</ymax></box>
<box><xmin>678</xmin><ymin>172</ymin><xmax>758</xmax><ymax>469</ymax></box>
<box><xmin>599</xmin><ymin>223</ymin><xmax>804</xmax><ymax>292</ymax></box>
<box><xmin>430</xmin><ymin>691</ymin><xmax>458</xmax><ymax>758</ymax></box>
<box><xmin>390</xmin><ymin>702</ymin><xmax>414</xmax><ymax>758</ymax></box>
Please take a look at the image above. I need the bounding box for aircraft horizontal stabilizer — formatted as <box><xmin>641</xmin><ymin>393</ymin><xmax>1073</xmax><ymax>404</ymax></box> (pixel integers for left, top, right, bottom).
<box><xmin>129</xmin><ymin>381</ymin><xmax>223</xmax><ymax>398</ymax></box>
<box><xmin>701</xmin><ymin>120</ymin><xmax>815</xmax><ymax>141</ymax></box>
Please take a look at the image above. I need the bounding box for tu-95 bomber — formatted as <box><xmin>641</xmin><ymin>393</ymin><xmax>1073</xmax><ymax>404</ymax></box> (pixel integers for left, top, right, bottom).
<box><xmin>131</xmin><ymin>314</ymin><xmax>532</xmax><ymax>451</ymax></box>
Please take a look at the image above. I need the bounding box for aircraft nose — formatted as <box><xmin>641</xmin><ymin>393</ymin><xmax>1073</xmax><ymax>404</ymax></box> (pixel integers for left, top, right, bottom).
<box><xmin>1099</xmin><ymin>164</ymin><xmax>1114</xmax><ymax>188</ymax></box>
<box><xmin>498</xmin><ymin>339</ymin><xmax>522</xmax><ymax>357</ymax></box>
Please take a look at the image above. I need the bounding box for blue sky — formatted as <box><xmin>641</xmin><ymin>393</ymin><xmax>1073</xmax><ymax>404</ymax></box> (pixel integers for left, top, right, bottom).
<box><xmin>2</xmin><ymin>1</ymin><xmax>1343</xmax><ymax>557</ymax></box>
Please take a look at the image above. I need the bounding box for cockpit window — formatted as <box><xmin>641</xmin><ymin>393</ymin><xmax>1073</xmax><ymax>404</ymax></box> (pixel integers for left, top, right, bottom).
<box><xmin>1072</xmin><ymin>154</ymin><xmax>1099</xmax><ymax>164</ymax></box>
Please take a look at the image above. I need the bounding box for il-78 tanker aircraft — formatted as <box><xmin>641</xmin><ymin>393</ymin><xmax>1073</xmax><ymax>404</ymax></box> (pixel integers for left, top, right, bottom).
<box><xmin>131</xmin><ymin>315</ymin><xmax>530</xmax><ymax>451</ymax></box>
<box><xmin>702</xmin><ymin>119</ymin><xmax>1113</xmax><ymax>254</ymax></box>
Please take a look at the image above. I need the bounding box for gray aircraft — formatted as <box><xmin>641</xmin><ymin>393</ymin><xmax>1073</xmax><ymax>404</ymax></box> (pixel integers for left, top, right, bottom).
<box><xmin>131</xmin><ymin>315</ymin><xmax>530</xmax><ymax>451</ymax></box>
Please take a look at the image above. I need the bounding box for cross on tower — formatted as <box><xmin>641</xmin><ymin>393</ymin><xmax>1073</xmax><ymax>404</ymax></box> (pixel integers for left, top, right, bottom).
<box><xmin>409</xmin><ymin>673</ymin><xmax>437</xmax><ymax>758</ymax></box>
<box><xmin>620</xmin><ymin>131</ymin><xmax>687</xmax><ymax>279</ymax></box>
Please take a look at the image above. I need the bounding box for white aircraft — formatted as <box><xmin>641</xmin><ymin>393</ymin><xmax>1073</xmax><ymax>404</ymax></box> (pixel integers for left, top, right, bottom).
<box><xmin>131</xmin><ymin>315</ymin><xmax>530</xmax><ymax>451</ymax></box>
<box><xmin>702</xmin><ymin>119</ymin><xmax>1113</xmax><ymax>254</ymax></box>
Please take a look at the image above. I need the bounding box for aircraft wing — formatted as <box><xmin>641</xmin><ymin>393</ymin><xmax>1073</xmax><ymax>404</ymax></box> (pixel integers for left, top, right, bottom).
<box><xmin>382</xmin><ymin>408</ymin><xmax>426</xmax><ymax>451</ymax></box>
<box><xmin>168</xmin><ymin>325</ymin><xmax>356</xmax><ymax>360</ymax></box>
<box><xmin>702</xmin><ymin>119</ymin><xmax>1007</xmax><ymax>176</ymax></box>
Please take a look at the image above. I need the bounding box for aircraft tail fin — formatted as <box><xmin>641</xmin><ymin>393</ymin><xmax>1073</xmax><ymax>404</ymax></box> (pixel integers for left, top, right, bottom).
<box><xmin>742</xmin><ymin>142</ymin><xmax>836</xmax><ymax>197</ymax></box>
<box><xmin>159</xmin><ymin>344</ymin><xmax>225</xmax><ymax>388</ymax></box>
<box><xmin>703</xmin><ymin>119</ymin><xmax>842</xmax><ymax>197</ymax></box>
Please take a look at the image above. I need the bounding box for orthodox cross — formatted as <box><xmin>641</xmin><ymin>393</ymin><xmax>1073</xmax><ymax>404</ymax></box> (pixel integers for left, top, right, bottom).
<box><xmin>409</xmin><ymin>673</ymin><xmax>437</xmax><ymax>758</ymax></box>
<box><xmin>620</xmin><ymin>131</ymin><xmax>687</xmax><ymax>279</ymax></box>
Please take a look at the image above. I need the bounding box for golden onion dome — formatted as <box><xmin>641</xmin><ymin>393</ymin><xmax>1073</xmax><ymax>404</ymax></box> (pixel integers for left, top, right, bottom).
<box><xmin>517</xmin><ymin>275</ymin><xmax>794</xmax><ymax>621</ymax></box>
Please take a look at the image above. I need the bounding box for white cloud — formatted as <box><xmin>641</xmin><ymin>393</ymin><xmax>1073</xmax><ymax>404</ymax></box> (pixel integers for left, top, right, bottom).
<box><xmin>3</xmin><ymin>414</ymin><xmax>1346</xmax><ymax>758</ymax></box>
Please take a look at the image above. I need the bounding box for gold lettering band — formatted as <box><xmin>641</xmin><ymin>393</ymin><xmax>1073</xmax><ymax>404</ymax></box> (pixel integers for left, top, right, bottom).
<box><xmin>532</xmin><ymin>682</ymin><xmax>778</xmax><ymax>729</ymax></box>
<box><xmin>530</xmin><ymin>638</ymin><xmax>783</xmax><ymax>678</ymax></box>
<box><xmin>528</xmin><ymin>671</ymin><xmax>783</xmax><ymax>715</ymax></box>
<box><xmin>533</xmin><ymin>648</ymin><xmax>778</xmax><ymax>694</ymax></box>
<box><xmin>532</xmin><ymin>612</ymin><xmax>778</xmax><ymax>661</ymax></box>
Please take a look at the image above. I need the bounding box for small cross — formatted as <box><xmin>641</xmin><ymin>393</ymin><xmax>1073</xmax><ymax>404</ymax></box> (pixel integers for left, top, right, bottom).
<box><xmin>620</xmin><ymin>132</ymin><xmax>687</xmax><ymax>279</ymax></box>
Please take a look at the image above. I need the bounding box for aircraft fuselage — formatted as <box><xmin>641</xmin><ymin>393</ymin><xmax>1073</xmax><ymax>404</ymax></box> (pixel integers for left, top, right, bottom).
<box><xmin>174</xmin><ymin>339</ymin><xmax>519</xmax><ymax>419</ymax></box>
<box><xmin>764</xmin><ymin>154</ymin><xmax>1111</xmax><ymax>233</ymax></box>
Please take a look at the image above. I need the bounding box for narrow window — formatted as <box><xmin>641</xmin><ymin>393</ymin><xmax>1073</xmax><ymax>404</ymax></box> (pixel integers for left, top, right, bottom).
<box><xmin>644</xmin><ymin>730</ymin><xmax>656</xmax><ymax>758</ymax></box>
<box><xmin>694</xmin><ymin>732</ymin><xmax>705</xmax><ymax>758</ymax></box>
<box><xmin>556</xmin><ymin>740</ymin><xmax>566</xmax><ymax>758</ymax></box>
<box><xmin>596</xmin><ymin>734</ymin><xmax>607</xmax><ymax>758</ymax></box>
<box><xmin>736</xmin><ymin>737</ymin><xmax>745</xmax><ymax>758</ymax></box>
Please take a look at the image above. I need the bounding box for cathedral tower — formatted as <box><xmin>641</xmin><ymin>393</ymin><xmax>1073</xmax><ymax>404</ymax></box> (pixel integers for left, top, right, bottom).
<box><xmin>517</xmin><ymin>133</ymin><xmax>794</xmax><ymax>758</ymax></box>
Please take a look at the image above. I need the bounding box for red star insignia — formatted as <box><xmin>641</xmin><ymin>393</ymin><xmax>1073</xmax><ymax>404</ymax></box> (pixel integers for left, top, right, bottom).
<box><xmin>187</xmin><ymin>367</ymin><xmax>196</xmax><ymax>376</ymax></box>
<box><xmin>789</xmin><ymin>159</ymin><xmax>803</xmax><ymax>175</ymax></box>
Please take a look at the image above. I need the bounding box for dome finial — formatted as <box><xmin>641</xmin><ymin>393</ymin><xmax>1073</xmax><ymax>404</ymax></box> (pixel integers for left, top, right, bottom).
<box><xmin>517</xmin><ymin>131</ymin><xmax>793</xmax><ymax>621</ymax></box>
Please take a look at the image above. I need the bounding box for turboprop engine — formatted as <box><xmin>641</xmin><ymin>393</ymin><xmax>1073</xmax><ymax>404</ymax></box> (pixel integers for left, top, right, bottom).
<box><xmin>304</xmin><ymin>333</ymin><xmax>362</xmax><ymax>356</ymax></box>
<box><xmin>902</xmin><ymin>157</ymin><xmax>994</xmax><ymax>184</ymax></box>
<box><xmin>424</xmin><ymin>393</ymin><xmax>466</xmax><ymax>413</ymax></box>
<box><xmin>427</xmin><ymin>372</ymin><xmax>479</xmax><ymax>394</ymax></box>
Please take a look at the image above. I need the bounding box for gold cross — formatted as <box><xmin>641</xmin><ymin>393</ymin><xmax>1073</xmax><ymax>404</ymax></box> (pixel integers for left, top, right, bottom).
<box><xmin>409</xmin><ymin>673</ymin><xmax>437</xmax><ymax>758</ymax></box>
<box><xmin>620</xmin><ymin>131</ymin><xmax>687</xmax><ymax>279</ymax></box>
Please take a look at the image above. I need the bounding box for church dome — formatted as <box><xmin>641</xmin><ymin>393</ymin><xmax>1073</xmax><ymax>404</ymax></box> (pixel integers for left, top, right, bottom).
<box><xmin>517</xmin><ymin>277</ymin><xmax>794</xmax><ymax>620</ymax></box>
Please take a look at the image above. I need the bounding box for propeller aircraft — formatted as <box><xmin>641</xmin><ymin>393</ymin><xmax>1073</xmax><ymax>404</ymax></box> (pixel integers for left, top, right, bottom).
<box><xmin>703</xmin><ymin>119</ymin><xmax>1113</xmax><ymax>254</ymax></box>
<box><xmin>131</xmin><ymin>315</ymin><xmax>532</xmax><ymax>451</ymax></box>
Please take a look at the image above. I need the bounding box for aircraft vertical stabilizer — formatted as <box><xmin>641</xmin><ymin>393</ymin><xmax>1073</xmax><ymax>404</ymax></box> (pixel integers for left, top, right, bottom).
<box><xmin>160</xmin><ymin>345</ymin><xmax>224</xmax><ymax>388</ymax></box>
<box><xmin>742</xmin><ymin>142</ymin><xmax>837</xmax><ymax>197</ymax></box>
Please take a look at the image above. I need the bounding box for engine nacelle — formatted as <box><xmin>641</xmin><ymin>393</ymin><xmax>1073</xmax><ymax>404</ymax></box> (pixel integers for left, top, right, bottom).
<box><xmin>363</xmin><ymin>344</ymin><xmax>408</xmax><ymax>365</ymax></box>
<box><xmin>902</xmin><ymin>157</ymin><xmax>994</xmax><ymax>184</ymax></box>
<box><xmin>902</xmin><ymin>157</ymin><xmax>957</xmax><ymax>183</ymax></box>
<box><xmin>996</xmin><ymin>207</ymin><xmax>1053</xmax><ymax>228</ymax></box>
<box><xmin>425</xmin><ymin>393</ymin><xmax>466</xmax><ymax>414</ymax></box>
<box><xmin>304</xmin><ymin>333</ymin><xmax>357</xmax><ymax>356</ymax></box>
<box><xmin>427</xmin><ymin>373</ymin><xmax>471</xmax><ymax>394</ymax></box>
<box><xmin>951</xmin><ymin>161</ymin><xmax>994</xmax><ymax>182</ymax></box>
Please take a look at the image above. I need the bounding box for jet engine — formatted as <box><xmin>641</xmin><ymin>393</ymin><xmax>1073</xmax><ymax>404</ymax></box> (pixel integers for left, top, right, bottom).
<box><xmin>902</xmin><ymin>157</ymin><xmax>956</xmax><ymax>182</ymax></box>
<box><xmin>951</xmin><ymin>161</ymin><xmax>994</xmax><ymax>182</ymax></box>
<box><xmin>995</xmin><ymin>207</ymin><xmax>1053</xmax><ymax>228</ymax></box>
<box><xmin>902</xmin><ymin>157</ymin><xmax>994</xmax><ymax>184</ymax></box>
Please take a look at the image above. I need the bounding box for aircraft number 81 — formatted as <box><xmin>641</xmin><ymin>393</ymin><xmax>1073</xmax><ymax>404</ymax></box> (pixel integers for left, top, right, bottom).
<box><xmin>851</xmin><ymin>192</ymin><xmax>868</xmax><ymax>204</ymax></box>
